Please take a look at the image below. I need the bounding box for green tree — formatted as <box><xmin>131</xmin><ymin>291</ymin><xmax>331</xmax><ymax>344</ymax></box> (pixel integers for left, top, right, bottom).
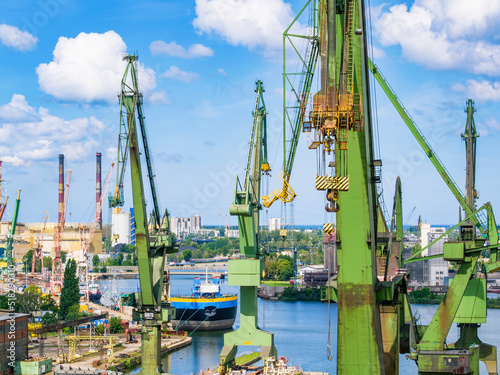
<box><xmin>66</xmin><ymin>304</ymin><xmax>82</xmax><ymax>321</ymax></box>
<box><xmin>43</xmin><ymin>256</ymin><xmax>52</xmax><ymax>271</ymax></box>
<box><xmin>92</xmin><ymin>254</ymin><xmax>100</xmax><ymax>270</ymax></box>
<box><xmin>18</xmin><ymin>285</ymin><xmax>42</xmax><ymax>313</ymax></box>
<box><xmin>182</xmin><ymin>249</ymin><xmax>193</xmax><ymax>261</ymax></box>
<box><xmin>298</xmin><ymin>250</ymin><xmax>310</xmax><ymax>265</ymax></box>
<box><xmin>123</xmin><ymin>253</ymin><xmax>133</xmax><ymax>266</ymax></box>
<box><xmin>41</xmin><ymin>312</ymin><xmax>57</xmax><ymax>325</ymax></box>
<box><xmin>40</xmin><ymin>294</ymin><xmax>58</xmax><ymax>314</ymax></box>
<box><xmin>104</xmin><ymin>237</ymin><xmax>112</xmax><ymax>251</ymax></box>
<box><xmin>109</xmin><ymin>316</ymin><xmax>124</xmax><ymax>333</ymax></box>
<box><xmin>61</xmin><ymin>251</ymin><xmax>67</xmax><ymax>264</ymax></box>
<box><xmin>22</xmin><ymin>250</ymin><xmax>33</xmax><ymax>273</ymax></box>
<box><xmin>59</xmin><ymin>259</ymin><xmax>80</xmax><ymax>320</ymax></box>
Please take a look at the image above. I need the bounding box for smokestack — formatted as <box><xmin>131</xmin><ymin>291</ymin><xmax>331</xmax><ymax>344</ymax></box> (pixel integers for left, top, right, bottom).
<box><xmin>96</xmin><ymin>152</ymin><xmax>102</xmax><ymax>230</ymax></box>
<box><xmin>58</xmin><ymin>154</ymin><xmax>64</xmax><ymax>223</ymax></box>
<box><xmin>0</xmin><ymin>160</ymin><xmax>3</xmax><ymax>203</ymax></box>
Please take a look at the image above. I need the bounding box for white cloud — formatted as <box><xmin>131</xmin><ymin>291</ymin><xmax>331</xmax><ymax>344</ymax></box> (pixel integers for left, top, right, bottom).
<box><xmin>0</xmin><ymin>94</ymin><xmax>39</xmax><ymax>122</ymax></box>
<box><xmin>0</xmin><ymin>24</ymin><xmax>38</xmax><ymax>51</ymax></box>
<box><xmin>375</xmin><ymin>1</ymin><xmax>500</xmax><ymax>75</ymax></box>
<box><xmin>0</xmin><ymin>95</ymin><xmax>109</xmax><ymax>166</ymax></box>
<box><xmin>162</xmin><ymin>66</ymin><xmax>200</xmax><ymax>83</ymax></box>
<box><xmin>452</xmin><ymin>79</ymin><xmax>500</xmax><ymax>102</ymax></box>
<box><xmin>193</xmin><ymin>0</ymin><xmax>295</xmax><ymax>53</ymax></box>
<box><xmin>217</xmin><ymin>68</ymin><xmax>227</xmax><ymax>76</ymax></box>
<box><xmin>36</xmin><ymin>31</ymin><xmax>159</xmax><ymax>103</ymax></box>
<box><xmin>150</xmin><ymin>40</ymin><xmax>214</xmax><ymax>58</ymax></box>
<box><xmin>146</xmin><ymin>90</ymin><xmax>171</xmax><ymax>105</ymax></box>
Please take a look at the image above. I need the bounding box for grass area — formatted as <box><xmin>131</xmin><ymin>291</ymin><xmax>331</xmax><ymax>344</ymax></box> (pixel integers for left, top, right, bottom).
<box><xmin>261</xmin><ymin>281</ymin><xmax>291</xmax><ymax>287</ymax></box>
<box><xmin>235</xmin><ymin>352</ymin><xmax>261</xmax><ymax>365</ymax></box>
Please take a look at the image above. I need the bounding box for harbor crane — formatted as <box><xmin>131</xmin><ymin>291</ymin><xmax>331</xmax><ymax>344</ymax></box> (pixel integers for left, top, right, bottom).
<box><xmin>32</xmin><ymin>210</ymin><xmax>48</xmax><ymax>277</ymax></box>
<box><xmin>4</xmin><ymin>190</ymin><xmax>21</xmax><ymax>267</ymax></box>
<box><xmin>219</xmin><ymin>80</ymin><xmax>276</xmax><ymax>374</ymax></box>
<box><xmin>115</xmin><ymin>53</ymin><xmax>176</xmax><ymax>374</ymax></box>
<box><xmin>0</xmin><ymin>161</ymin><xmax>8</xmax><ymax>221</ymax></box>
<box><xmin>282</xmin><ymin>0</ymin><xmax>499</xmax><ymax>373</ymax></box>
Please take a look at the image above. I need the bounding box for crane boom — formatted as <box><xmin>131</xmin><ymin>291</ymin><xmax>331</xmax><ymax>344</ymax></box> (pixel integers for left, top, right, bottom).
<box><xmin>368</xmin><ymin>59</ymin><xmax>485</xmax><ymax>234</ymax></box>
<box><xmin>116</xmin><ymin>54</ymin><xmax>176</xmax><ymax>374</ymax></box>
<box><xmin>262</xmin><ymin>0</ymin><xmax>319</xmax><ymax>208</ymax></box>
<box><xmin>219</xmin><ymin>81</ymin><xmax>276</xmax><ymax>373</ymax></box>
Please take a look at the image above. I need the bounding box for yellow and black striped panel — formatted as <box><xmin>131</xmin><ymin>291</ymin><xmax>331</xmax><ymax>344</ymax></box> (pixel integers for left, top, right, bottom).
<box><xmin>315</xmin><ymin>175</ymin><xmax>350</xmax><ymax>191</ymax></box>
<box><xmin>315</xmin><ymin>175</ymin><xmax>334</xmax><ymax>190</ymax></box>
<box><xmin>323</xmin><ymin>223</ymin><xmax>335</xmax><ymax>234</ymax></box>
<box><xmin>332</xmin><ymin>176</ymin><xmax>349</xmax><ymax>191</ymax></box>
<box><xmin>279</xmin><ymin>229</ymin><xmax>288</xmax><ymax>237</ymax></box>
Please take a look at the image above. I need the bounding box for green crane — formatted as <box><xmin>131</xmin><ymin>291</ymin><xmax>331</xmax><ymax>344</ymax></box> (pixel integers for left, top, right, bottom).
<box><xmin>116</xmin><ymin>54</ymin><xmax>176</xmax><ymax>374</ymax></box>
<box><xmin>219</xmin><ymin>80</ymin><xmax>277</xmax><ymax>374</ymax></box>
<box><xmin>5</xmin><ymin>190</ymin><xmax>20</xmax><ymax>267</ymax></box>
<box><xmin>262</xmin><ymin>0</ymin><xmax>319</xmax><ymax>208</ymax></box>
<box><xmin>368</xmin><ymin>58</ymin><xmax>499</xmax><ymax>374</ymax></box>
<box><xmin>463</xmin><ymin>99</ymin><xmax>479</xmax><ymax>221</ymax></box>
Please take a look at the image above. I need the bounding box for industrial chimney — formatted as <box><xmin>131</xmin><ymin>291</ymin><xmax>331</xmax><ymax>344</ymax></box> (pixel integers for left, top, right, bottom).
<box><xmin>96</xmin><ymin>152</ymin><xmax>102</xmax><ymax>230</ymax></box>
<box><xmin>58</xmin><ymin>154</ymin><xmax>64</xmax><ymax>224</ymax></box>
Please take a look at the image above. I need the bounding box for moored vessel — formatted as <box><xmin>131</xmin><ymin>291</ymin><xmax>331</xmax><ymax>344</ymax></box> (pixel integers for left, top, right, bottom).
<box><xmin>171</xmin><ymin>273</ymin><xmax>237</xmax><ymax>331</ymax></box>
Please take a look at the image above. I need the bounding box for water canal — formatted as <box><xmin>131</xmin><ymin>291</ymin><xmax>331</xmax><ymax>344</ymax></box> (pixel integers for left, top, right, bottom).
<box><xmin>97</xmin><ymin>276</ymin><xmax>499</xmax><ymax>374</ymax></box>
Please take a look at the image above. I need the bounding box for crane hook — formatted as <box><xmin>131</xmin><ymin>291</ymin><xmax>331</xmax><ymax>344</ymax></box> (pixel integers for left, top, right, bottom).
<box><xmin>325</xmin><ymin>189</ymin><xmax>339</xmax><ymax>212</ymax></box>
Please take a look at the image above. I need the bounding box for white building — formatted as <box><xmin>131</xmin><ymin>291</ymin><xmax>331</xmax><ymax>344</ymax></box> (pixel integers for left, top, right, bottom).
<box><xmin>226</xmin><ymin>229</ymin><xmax>239</xmax><ymax>238</ymax></box>
<box><xmin>268</xmin><ymin>218</ymin><xmax>281</xmax><ymax>232</ymax></box>
<box><xmin>420</xmin><ymin>224</ymin><xmax>449</xmax><ymax>286</ymax></box>
<box><xmin>170</xmin><ymin>216</ymin><xmax>202</xmax><ymax>237</ymax></box>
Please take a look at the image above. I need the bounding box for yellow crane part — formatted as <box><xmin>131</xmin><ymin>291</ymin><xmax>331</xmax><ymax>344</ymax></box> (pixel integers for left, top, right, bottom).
<box><xmin>261</xmin><ymin>172</ymin><xmax>297</xmax><ymax>208</ymax></box>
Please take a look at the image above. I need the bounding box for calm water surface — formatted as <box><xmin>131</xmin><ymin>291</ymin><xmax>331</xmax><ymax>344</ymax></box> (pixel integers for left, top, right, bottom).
<box><xmin>97</xmin><ymin>276</ymin><xmax>500</xmax><ymax>374</ymax></box>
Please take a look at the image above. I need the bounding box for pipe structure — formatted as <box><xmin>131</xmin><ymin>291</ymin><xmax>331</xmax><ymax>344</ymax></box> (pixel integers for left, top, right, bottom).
<box><xmin>96</xmin><ymin>152</ymin><xmax>102</xmax><ymax>230</ymax></box>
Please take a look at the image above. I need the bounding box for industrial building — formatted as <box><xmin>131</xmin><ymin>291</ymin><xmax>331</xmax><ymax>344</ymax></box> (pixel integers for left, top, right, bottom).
<box><xmin>0</xmin><ymin>313</ymin><xmax>30</xmax><ymax>375</ymax></box>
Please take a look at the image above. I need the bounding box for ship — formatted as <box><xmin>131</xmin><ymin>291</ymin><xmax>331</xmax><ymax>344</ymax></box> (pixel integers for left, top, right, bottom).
<box><xmin>88</xmin><ymin>282</ymin><xmax>102</xmax><ymax>303</ymax></box>
<box><xmin>171</xmin><ymin>274</ymin><xmax>237</xmax><ymax>331</ymax></box>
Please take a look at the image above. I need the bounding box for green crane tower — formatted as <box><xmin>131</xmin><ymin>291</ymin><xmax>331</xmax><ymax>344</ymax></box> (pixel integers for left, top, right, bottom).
<box><xmin>116</xmin><ymin>54</ymin><xmax>176</xmax><ymax>374</ymax></box>
<box><xmin>369</xmin><ymin>59</ymin><xmax>499</xmax><ymax>374</ymax></box>
<box><xmin>219</xmin><ymin>80</ymin><xmax>276</xmax><ymax>374</ymax></box>
<box><xmin>5</xmin><ymin>190</ymin><xmax>20</xmax><ymax>267</ymax></box>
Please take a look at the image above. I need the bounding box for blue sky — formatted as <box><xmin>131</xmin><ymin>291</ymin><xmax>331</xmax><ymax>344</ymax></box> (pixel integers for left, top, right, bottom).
<box><xmin>0</xmin><ymin>0</ymin><xmax>499</xmax><ymax>228</ymax></box>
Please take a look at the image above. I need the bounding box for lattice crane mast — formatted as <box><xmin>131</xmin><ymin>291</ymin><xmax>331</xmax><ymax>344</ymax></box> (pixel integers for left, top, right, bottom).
<box><xmin>116</xmin><ymin>54</ymin><xmax>176</xmax><ymax>374</ymax></box>
<box><xmin>262</xmin><ymin>1</ymin><xmax>320</xmax><ymax>209</ymax></box>
<box><xmin>219</xmin><ymin>80</ymin><xmax>276</xmax><ymax>374</ymax></box>
<box><xmin>0</xmin><ymin>161</ymin><xmax>8</xmax><ymax>221</ymax></box>
<box><xmin>32</xmin><ymin>210</ymin><xmax>48</xmax><ymax>277</ymax></box>
<box><xmin>4</xmin><ymin>190</ymin><xmax>21</xmax><ymax>267</ymax></box>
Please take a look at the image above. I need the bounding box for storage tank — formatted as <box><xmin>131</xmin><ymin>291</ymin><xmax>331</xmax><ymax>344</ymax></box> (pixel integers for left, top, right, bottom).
<box><xmin>112</xmin><ymin>208</ymin><xmax>131</xmax><ymax>245</ymax></box>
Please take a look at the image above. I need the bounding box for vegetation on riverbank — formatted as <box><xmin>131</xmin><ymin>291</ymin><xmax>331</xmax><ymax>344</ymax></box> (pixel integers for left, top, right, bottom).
<box><xmin>278</xmin><ymin>286</ymin><xmax>321</xmax><ymax>302</ymax></box>
<box><xmin>408</xmin><ymin>287</ymin><xmax>500</xmax><ymax>309</ymax></box>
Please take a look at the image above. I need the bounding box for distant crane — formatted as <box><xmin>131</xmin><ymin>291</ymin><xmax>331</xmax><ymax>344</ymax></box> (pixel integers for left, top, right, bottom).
<box><xmin>0</xmin><ymin>161</ymin><xmax>8</xmax><ymax>221</ymax></box>
<box><xmin>32</xmin><ymin>211</ymin><xmax>48</xmax><ymax>277</ymax></box>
